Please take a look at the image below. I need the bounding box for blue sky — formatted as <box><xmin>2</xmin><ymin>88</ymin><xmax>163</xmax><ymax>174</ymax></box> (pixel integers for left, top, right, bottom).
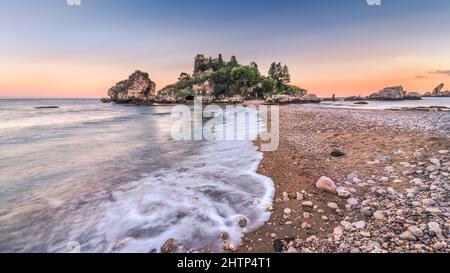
<box><xmin>1</xmin><ymin>0</ymin><xmax>450</xmax><ymax>97</ymax></box>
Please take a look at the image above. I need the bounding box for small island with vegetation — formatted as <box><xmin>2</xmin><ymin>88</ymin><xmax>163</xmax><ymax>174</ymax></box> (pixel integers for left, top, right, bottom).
<box><xmin>103</xmin><ymin>54</ymin><xmax>319</xmax><ymax>105</ymax></box>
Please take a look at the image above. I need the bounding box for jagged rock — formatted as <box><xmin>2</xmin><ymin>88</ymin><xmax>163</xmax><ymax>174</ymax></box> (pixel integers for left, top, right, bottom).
<box><xmin>431</xmin><ymin>83</ymin><xmax>444</xmax><ymax>96</ymax></box>
<box><xmin>423</xmin><ymin>83</ymin><xmax>450</xmax><ymax>97</ymax></box>
<box><xmin>108</xmin><ymin>70</ymin><xmax>156</xmax><ymax>104</ymax></box>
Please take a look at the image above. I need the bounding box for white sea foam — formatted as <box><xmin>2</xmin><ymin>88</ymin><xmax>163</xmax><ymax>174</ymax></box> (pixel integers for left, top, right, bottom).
<box><xmin>0</xmin><ymin>100</ymin><xmax>275</xmax><ymax>253</ymax></box>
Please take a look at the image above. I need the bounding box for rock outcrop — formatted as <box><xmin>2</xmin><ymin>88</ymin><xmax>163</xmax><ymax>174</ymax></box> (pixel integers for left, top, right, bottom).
<box><xmin>107</xmin><ymin>71</ymin><xmax>156</xmax><ymax>104</ymax></box>
<box><xmin>215</xmin><ymin>95</ymin><xmax>244</xmax><ymax>104</ymax></box>
<box><xmin>265</xmin><ymin>93</ymin><xmax>321</xmax><ymax>104</ymax></box>
<box><xmin>423</xmin><ymin>83</ymin><xmax>450</xmax><ymax>97</ymax></box>
<box><xmin>298</xmin><ymin>93</ymin><xmax>321</xmax><ymax>103</ymax></box>
<box><xmin>404</xmin><ymin>91</ymin><xmax>422</xmax><ymax>100</ymax></box>
<box><xmin>369</xmin><ymin>86</ymin><xmax>405</xmax><ymax>101</ymax></box>
<box><xmin>193</xmin><ymin>80</ymin><xmax>215</xmax><ymax>103</ymax></box>
<box><xmin>368</xmin><ymin>86</ymin><xmax>422</xmax><ymax>101</ymax></box>
<box><xmin>155</xmin><ymin>86</ymin><xmax>180</xmax><ymax>104</ymax></box>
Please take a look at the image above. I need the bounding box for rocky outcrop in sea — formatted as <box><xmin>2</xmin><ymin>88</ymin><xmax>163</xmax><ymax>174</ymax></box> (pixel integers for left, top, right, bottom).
<box><xmin>368</xmin><ymin>86</ymin><xmax>422</xmax><ymax>101</ymax></box>
<box><xmin>106</xmin><ymin>70</ymin><xmax>156</xmax><ymax>104</ymax></box>
<box><xmin>423</xmin><ymin>83</ymin><xmax>450</xmax><ymax>97</ymax></box>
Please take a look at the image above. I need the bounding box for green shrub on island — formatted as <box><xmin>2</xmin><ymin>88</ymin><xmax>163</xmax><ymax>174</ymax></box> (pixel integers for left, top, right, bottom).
<box><xmin>230</xmin><ymin>65</ymin><xmax>261</xmax><ymax>98</ymax></box>
<box><xmin>157</xmin><ymin>54</ymin><xmax>308</xmax><ymax>102</ymax></box>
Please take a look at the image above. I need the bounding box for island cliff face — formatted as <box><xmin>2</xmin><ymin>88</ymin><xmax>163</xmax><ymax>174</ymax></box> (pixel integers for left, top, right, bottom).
<box><xmin>107</xmin><ymin>70</ymin><xmax>156</xmax><ymax>104</ymax></box>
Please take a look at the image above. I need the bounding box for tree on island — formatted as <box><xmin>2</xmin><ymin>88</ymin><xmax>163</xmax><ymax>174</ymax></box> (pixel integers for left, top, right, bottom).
<box><xmin>268</xmin><ymin>62</ymin><xmax>291</xmax><ymax>90</ymax></box>
<box><xmin>178</xmin><ymin>72</ymin><xmax>191</xmax><ymax>82</ymax></box>
<box><xmin>230</xmin><ymin>66</ymin><xmax>261</xmax><ymax>98</ymax></box>
<box><xmin>159</xmin><ymin>54</ymin><xmax>307</xmax><ymax>101</ymax></box>
<box><xmin>227</xmin><ymin>56</ymin><xmax>239</xmax><ymax>68</ymax></box>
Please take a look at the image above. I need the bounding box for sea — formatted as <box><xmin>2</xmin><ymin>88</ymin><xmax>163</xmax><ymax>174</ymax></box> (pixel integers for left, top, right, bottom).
<box><xmin>0</xmin><ymin>99</ymin><xmax>274</xmax><ymax>253</ymax></box>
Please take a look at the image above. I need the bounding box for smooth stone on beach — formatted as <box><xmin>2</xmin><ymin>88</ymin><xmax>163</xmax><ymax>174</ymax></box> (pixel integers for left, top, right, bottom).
<box><xmin>347</xmin><ymin>172</ymin><xmax>358</xmax><ymax>182</ymax></box>
<box><xmin>433</xmin><ymin>242</ymin><xmax>446</xmax><ymax>251</ymax></box>
<box><xmin>430</xmin><ymin>158</ymin><xmax>441</xmax><ymax>167</ymax></box>
<box><xmin>316</xmin><ymin>176</ymin><xmax>338</xmax><ymax>193</ymax></box>
<box><xmin>284</xmin><ymin>208</ymin><xmax>292</xmax><ymax>215</ymax></box>
<box><xmin>301</xmin><ymin>222</ymin><xmax>312</xmax><ymax>229</ymax></box>
<box><xmin>333</xmin><ymin>226</ymin><xmax>344</xmax><ymax>240</ymax></box>
<box><xmin>361</xmin><ymin>207</ymin><xmax>373</xmax><ymax>217</ymax></box>
<box><xmin>347</xmin><ymin>198</ymin><xmax>358</xmax><ymax>206</ymax></box>
<box><xmin>373</xmin><ymin>210</ymin><xmax>385</xmax><ymax>220</ymax></box>
<box><xmin>408</xmin><ymin>226</ymin><xmax>424</xmax><ymax>238</ymax></box>
<box><xmin>378</xmin><ymin>155</ymin><xmax>392</xmax><ymax>163</ymax></box>
<box><xmin>427</xmin><ymin>222</ymin><xmax>442</xmax><ymax>234</ymax></box>
<box><xmin>399</xmin><ymin>231</ymin><xmax>417</xmax><ymax>241</ymax></box>
<box><xmin>302</xmin><ymin>201</ymin><xmax>314</xmax><ymax>207</ymax></box>
<box><xmin>286</xmin><ymin>246</ymin><xmax>299</xmax><ymax>253</ymax></box>
<box><xmin>337</xmin><ymin>187</ymin><xmax>351</xmax><ymax>198</ymax></box>
<box><xmin>327</xmin><ymin>202</ymin><xmax>339</xmax><ymax>210</ymax></box>
<box><xmin>422</xmin><ymin>198</ymin><xmax>436</xmax><ymax>206</ymax></box>
<box><xmin>353</xmin><ymin>221</ymin><xmax>366</xmax><ymax>229</ymax></box>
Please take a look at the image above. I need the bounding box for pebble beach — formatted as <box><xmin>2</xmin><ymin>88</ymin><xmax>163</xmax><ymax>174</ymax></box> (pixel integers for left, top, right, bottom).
<box><xmin>239</xmin><ymin>104</ymin><xmax>449</xmax><ymax>253</ymax></box>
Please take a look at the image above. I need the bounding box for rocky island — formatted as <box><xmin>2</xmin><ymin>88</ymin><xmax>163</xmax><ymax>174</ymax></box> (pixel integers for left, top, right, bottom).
<box><xmin>103</xmin><ymin>54</ymin><xmax>318</xmax><ymax>105</ymax></box>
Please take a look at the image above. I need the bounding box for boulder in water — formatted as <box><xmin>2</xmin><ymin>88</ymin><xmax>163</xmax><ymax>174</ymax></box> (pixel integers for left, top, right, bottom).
<box><xmin>107</xmin><ymin>70</ymin><xmax>156</xmax><ymax>104</ymax></box>
<box><xmin>369</xmin><ymin>86</ymin><xmax>405</xmax><ymax>100</ymax></box>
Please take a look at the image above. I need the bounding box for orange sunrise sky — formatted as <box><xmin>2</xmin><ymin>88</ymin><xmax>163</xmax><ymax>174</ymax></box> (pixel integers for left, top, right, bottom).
<box><xmin>1</xmin><ymin>0</ymin><xmax>449</xmax><ymax>98</ymax></box>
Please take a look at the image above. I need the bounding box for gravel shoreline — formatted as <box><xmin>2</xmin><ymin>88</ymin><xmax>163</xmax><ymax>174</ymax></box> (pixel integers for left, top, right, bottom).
<box><xmin>239</xmin><ymin>105</ymin><xmax>449</xmax><ymax>253</ymax></box>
